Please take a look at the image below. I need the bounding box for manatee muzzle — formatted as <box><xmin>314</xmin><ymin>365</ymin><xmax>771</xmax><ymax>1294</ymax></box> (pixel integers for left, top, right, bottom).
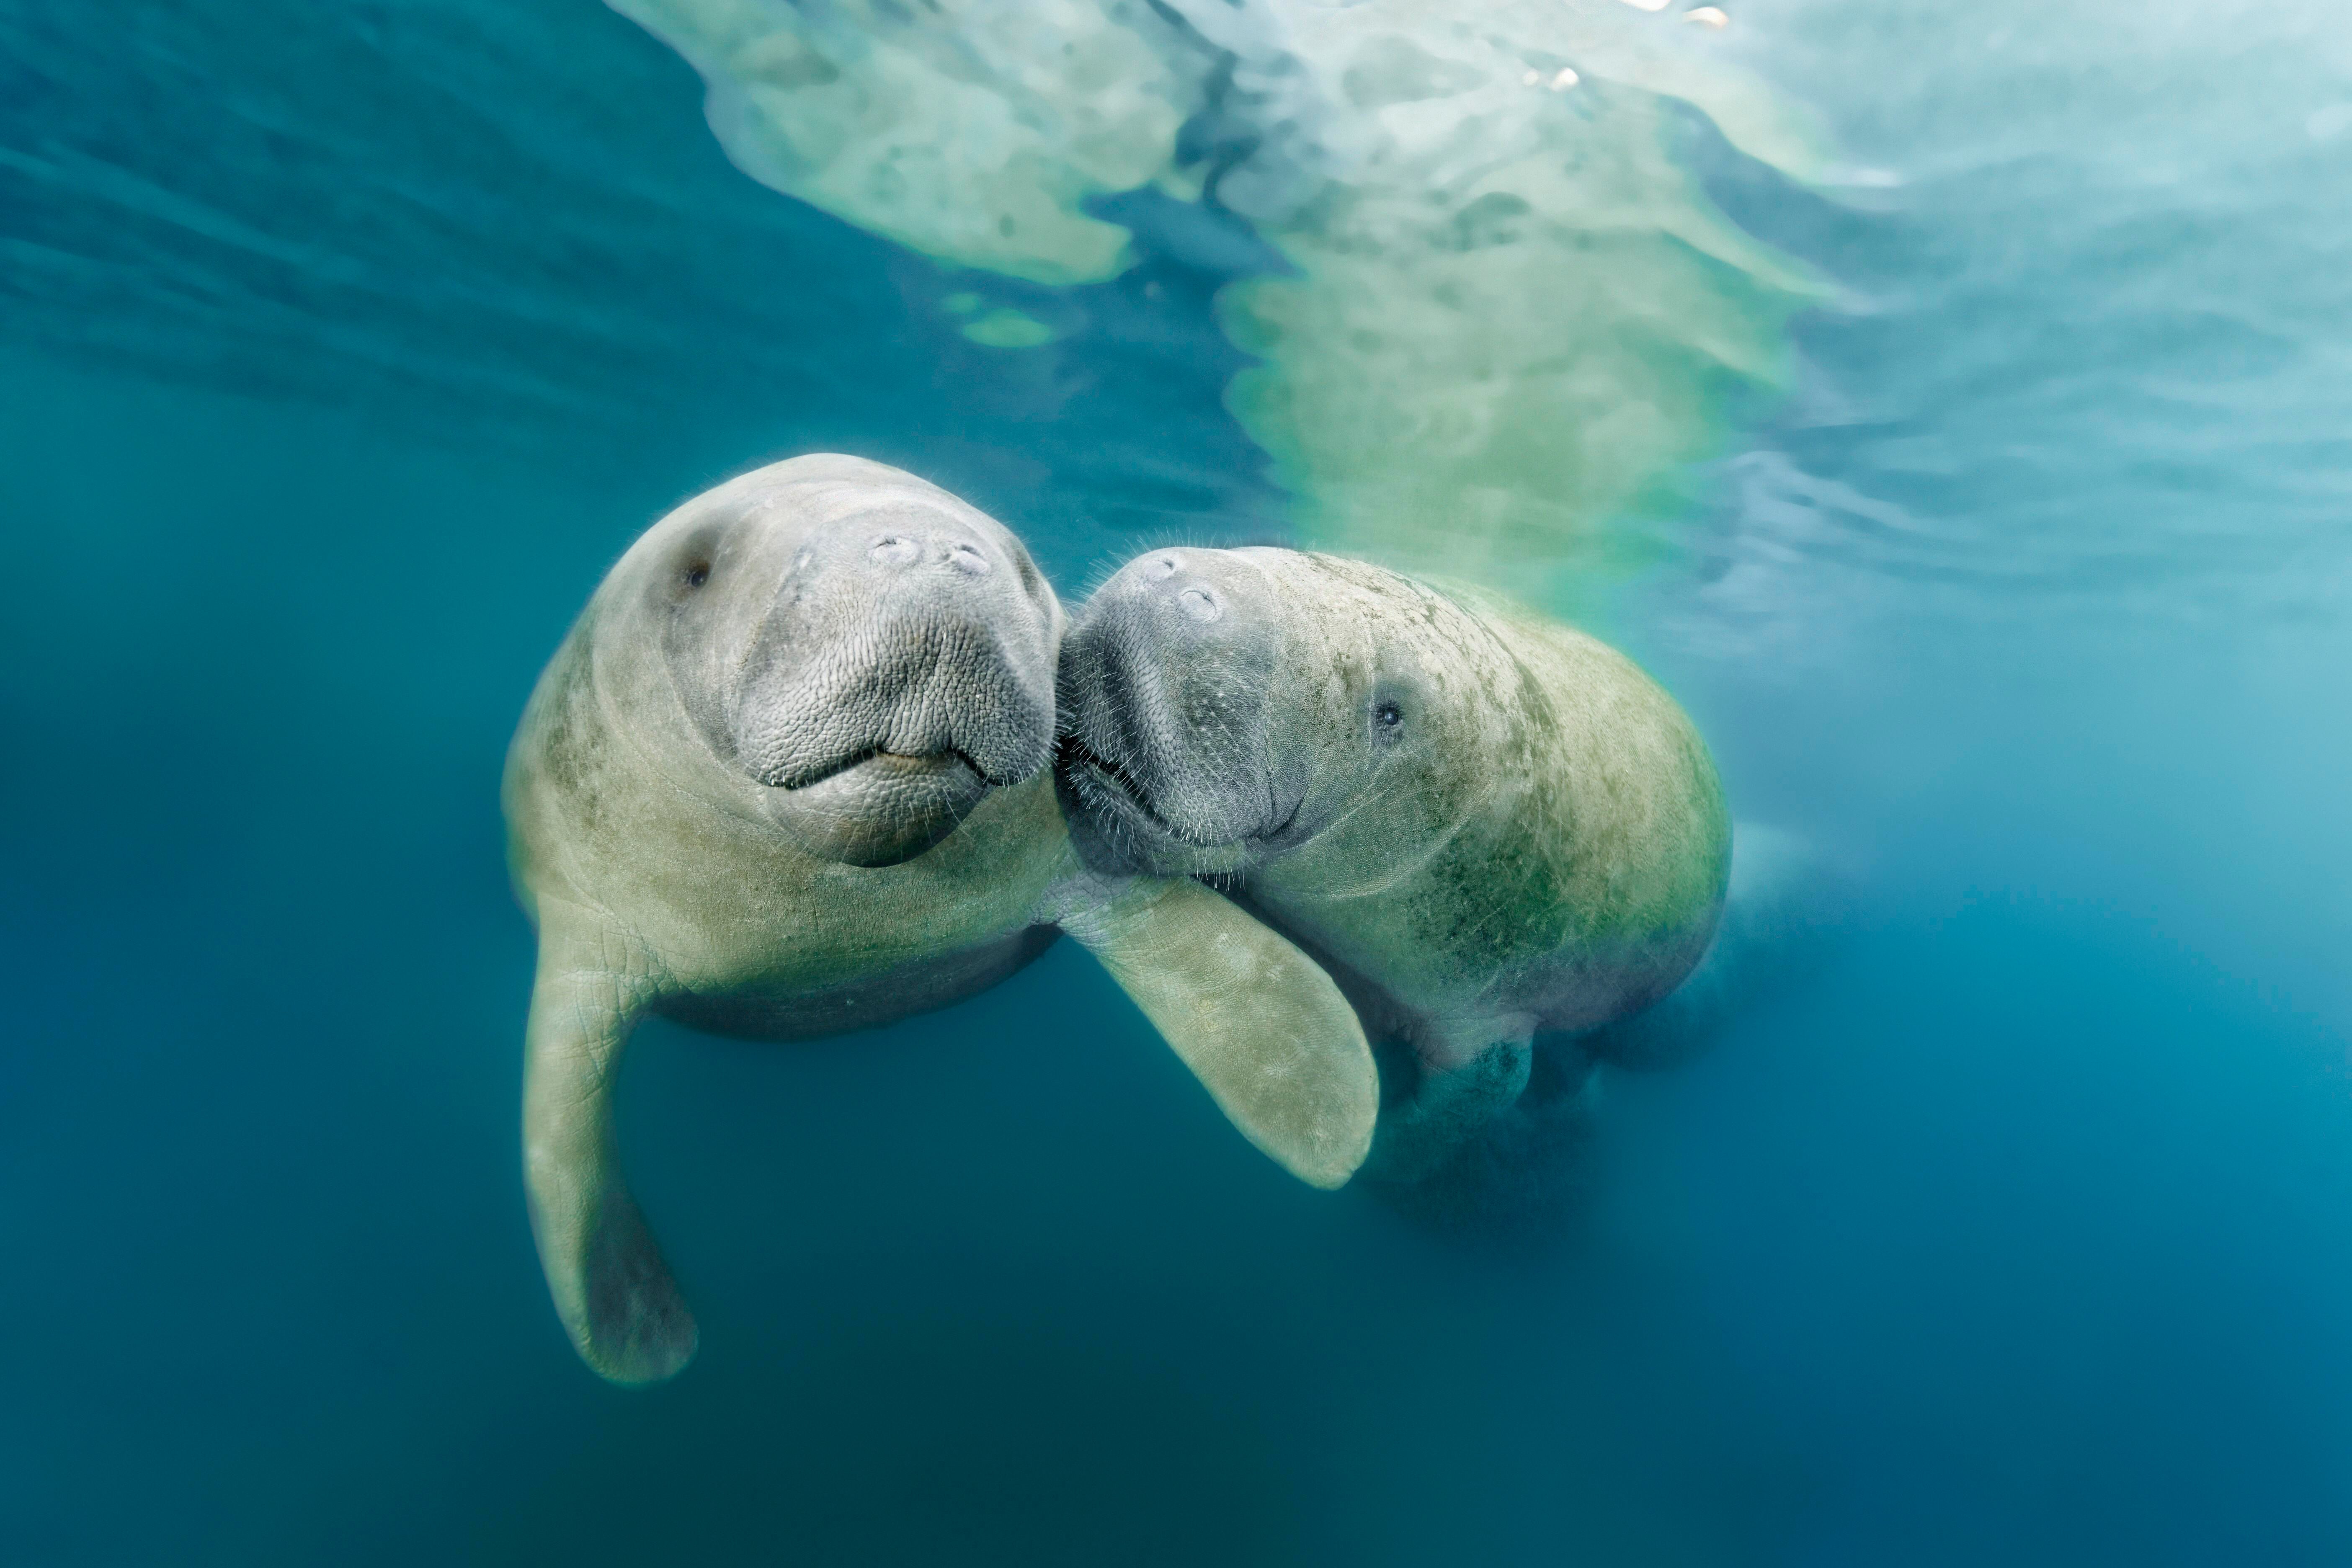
<box><xmin>1057</xmin><ymin>549</ymin><xmax>1288</xmax><ymax>873</ymax></box>
<box><xmin>732</xmin><ymin>510</ymin><xmax>1056</xmax><ymax>866</ymax></box>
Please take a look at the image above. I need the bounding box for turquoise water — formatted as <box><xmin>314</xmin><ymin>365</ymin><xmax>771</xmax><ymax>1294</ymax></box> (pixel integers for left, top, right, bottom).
<box><xmin>4</xmin><ymin>1</ymin><xmax>2350</xmax><ymax>1562</ymax></box>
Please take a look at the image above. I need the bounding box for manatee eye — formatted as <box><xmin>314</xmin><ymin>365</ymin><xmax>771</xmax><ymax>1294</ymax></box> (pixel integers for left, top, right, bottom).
<box><xmin>666</xmin><ymin>525</ymin><xmax>725</xmax><ymax>599</ymax></box>
<box><xmin>1372</xmin><ymin>698</ymin><xmax>1405</xmax><ymax>745</ymax></box>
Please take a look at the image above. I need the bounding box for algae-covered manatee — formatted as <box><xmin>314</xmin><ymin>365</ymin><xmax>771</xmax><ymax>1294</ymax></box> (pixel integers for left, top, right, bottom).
<box><xmin>1057</xmin><ymin>547</ymin><xmax>1732</xmax><ymax>1182</ymax></box>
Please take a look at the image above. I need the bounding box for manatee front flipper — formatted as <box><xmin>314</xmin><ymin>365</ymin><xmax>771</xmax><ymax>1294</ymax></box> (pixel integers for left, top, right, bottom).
<box><xmin>1366</xmin><ymin>1031</ymin><xmax>1535</xmax><ymax>1187</ymax></box>
<box><xmin>1061</xmin><ymin>877</ymin><xmax>1378</xmax><ymax>1189</ymax></box>
<box><xmin>522</xmin><ymin>908</ymin><xmax>697</xmax><ymax>1385</ymax></box>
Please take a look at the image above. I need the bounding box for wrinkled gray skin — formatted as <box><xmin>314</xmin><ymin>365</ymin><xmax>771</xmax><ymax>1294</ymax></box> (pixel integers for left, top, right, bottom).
<box><xmin>505</xmin><ymin>460</ymin><xmax>1377</xmax><ymax>1385</ymax></box>
<box><xmin>1059</xmin><ymin>547</ymin><xmax>1733</xmax><ymax>1182</ymax></box>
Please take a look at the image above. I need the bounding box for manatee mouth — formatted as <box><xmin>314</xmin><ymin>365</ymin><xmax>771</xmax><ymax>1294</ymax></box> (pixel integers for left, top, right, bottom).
<box><xmin>1057</xmin><ymin>735</ymin><xmax>1259</xmax><ymax>854</ymax></box>
<box><xmin>1058</xmin><ymin>737</ymin><xmax>1174</xmax><ymax>833</ymax></box>
<box><xmin>764</xmin><ymin>749</ymin><xmax>996</xmax><ymax>867</ymax></box>
<box><xmin>767</xmin><ymin>747</ymin><xmax>1001</xmax><ymax>792</ymax></box>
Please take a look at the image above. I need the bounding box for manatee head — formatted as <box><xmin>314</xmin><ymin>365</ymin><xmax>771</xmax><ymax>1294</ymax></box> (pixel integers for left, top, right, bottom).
<box><xmin>616</xmin><ymin>454</ymin><xmax>1063</xmax><ymax>867</ymax></box>
<box><xmin>1057</xmin><ymin>547</ymin><xmax>1498</xmax><ymax>881</ymax></box>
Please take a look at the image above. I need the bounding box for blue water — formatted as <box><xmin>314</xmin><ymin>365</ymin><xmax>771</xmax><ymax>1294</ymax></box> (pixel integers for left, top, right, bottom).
<box><xmin>5</xmin><ymin>2</ymin><xmax>2350</xmax><ymax>1563</ymax></box>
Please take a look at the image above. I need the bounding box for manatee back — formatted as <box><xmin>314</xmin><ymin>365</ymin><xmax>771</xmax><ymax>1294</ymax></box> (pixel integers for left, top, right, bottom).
<box><xmin>1248</xmin><ymin>564</ymin><xmax>1730</xmax><ymax>1034</ymax></box>
<box><xmin>501</xmin><ymin>606</ymin><xmax>609</xmax><ymax>928</ymax></box>
<box><xmin>1453</xmin><ymin>588</ymin><xmax>1730</xmax><ymax>1024</ymax></box>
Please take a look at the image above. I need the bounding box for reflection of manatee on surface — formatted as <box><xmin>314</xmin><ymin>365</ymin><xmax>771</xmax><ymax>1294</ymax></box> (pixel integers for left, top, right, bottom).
<box><xmin>1056</xmin><ymin>545</ymin><xmax>1736</xmax><ymax>1185</ymax></box>
<box><xmin>503</xmin><ymin>458</ymin><xmax>1377</xmax><ymax>1385</ymax></box>
<box><xmin>606</xmin><ymin>0</ymin><xmax>1822</xmax><ymax>597</ymax></box>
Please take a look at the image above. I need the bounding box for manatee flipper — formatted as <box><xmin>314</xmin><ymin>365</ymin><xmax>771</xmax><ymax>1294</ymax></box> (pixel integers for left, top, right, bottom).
<box><xmin>1366</xmin><ymin>1032</ymin><xmax>1534</xmax><ymax>1186</ymax></box>
<box><xmin>1061</xmin><ymin>877</ymin><xmax>1378</xmax><ymax>1189</ymax></box>
<box><xmin>521</xmin><ymin>909</ymin><xmax>697</xmax><ymax>1385</ymax></box>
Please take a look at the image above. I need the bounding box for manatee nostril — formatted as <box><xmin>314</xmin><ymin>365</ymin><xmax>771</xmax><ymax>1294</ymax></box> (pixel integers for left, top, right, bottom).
<box><xmin>870</xmin><ymin>535</ymin><xmax>922</xmax><ymax>567</ymax></box>
<box><xmin>947</xmin><ymin>543</ymin><xmax>992</xmax><ymax>576</ymax></box>
<box><xmin>1140</xmin><ymin>554</ymin><xmax>1182</xmax><ymax>584</ymax></box>
<box><xmin>1175</xmin><ymin>585</ymin><xmax>1222</xmax><ymax>624</ymax></box>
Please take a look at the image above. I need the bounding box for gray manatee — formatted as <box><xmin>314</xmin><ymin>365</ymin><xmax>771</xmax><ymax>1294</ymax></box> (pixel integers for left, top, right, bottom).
<box><xmin>504</xmin><ymin>460</ymin><xmax>1377</xmax><ymax>1384</ymax></box>
<box><xmin>1056</xmin><ymin>547</ymin><xmax>1730</xmax><ymax>1181</ymax></box>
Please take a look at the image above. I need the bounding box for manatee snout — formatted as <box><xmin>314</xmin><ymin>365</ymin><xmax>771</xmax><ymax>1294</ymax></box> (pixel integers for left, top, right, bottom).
<box><xmin>1057</xmin><ymin>548</ymin><xmax>1294</xmax><ymax>872</ymax></box>
<box><xmin>661</xmin><ymin>471</ymin><xmax>1062</xmax><ymax>867</ymax></box>
<box><xmin>742</xmin><ymin>508</ymin><xmax>1056</xmax><ymax>865</ymax></box>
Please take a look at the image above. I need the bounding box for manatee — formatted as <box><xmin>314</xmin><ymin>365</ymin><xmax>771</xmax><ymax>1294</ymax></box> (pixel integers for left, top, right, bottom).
<box><xmin>504</xmin><ymin>460</ymin><xmax>1377</xmax><ymax>1384</ymax></box>
<box><xmin>1055</xmin><ymin>547</ymin><xmax>1731</xmax><ymax>1182</ymax></box>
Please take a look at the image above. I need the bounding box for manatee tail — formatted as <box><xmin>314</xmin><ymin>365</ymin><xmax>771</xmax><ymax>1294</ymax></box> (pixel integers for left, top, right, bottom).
<box><xmin>1362</xmin><ymin>1038</ymin><xmax>1608</xmax><ymax>1240</ymax></box>
<box><xmin>1362</xmin><ymin>1036</ymin><xmax>1535</xmax><ymax>1189</ymax></box>
<box><xmin>521</xmin><ymin>908</ymin><xmax>699</xmax><ymax>1385</ymax></box>
<box><xmin>1061</xmin><ymin>876</ymin><xmax>1379</xmax><ymax>1189</ymax></box>
<box><xmin>1585</xmin><ymin>821</ymin><xmax>1851</xmax><ymax>1072</ymax></box>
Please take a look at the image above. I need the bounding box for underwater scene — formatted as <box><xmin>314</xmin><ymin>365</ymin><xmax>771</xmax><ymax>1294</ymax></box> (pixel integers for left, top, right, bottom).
<box><xmin>5</xmin><ymin>0</ymin><xmax>2351</xmax><ymax>1561</ymax></box>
